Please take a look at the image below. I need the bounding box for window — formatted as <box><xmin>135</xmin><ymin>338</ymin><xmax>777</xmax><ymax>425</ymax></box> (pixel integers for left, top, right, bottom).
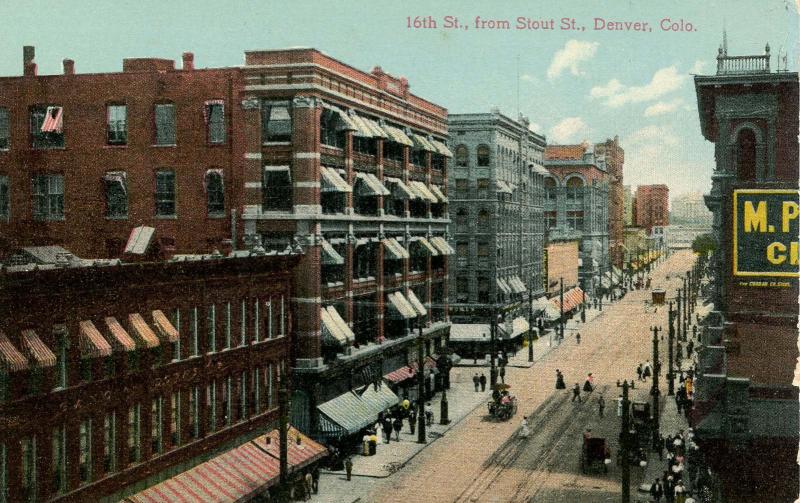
<box><xmin>477</xmin><ymin>145</ymin><xmax>490</xmax><ymax>166</ymax></box>
<box><xmin>477</xmin><ymin>277</ymin><xmax>490</xmax><ymax>303</ymax></box>
<box><xmin>155</xmin><ymin>170</ymin><xmax>176</xmax><ymax>216</ymax></box>
<box><xmin>170</xmin><ymin>392</ymin><xmax>180</xmax><ymax>447</ymax></box>
<box><xmin>0</xmin><ymin>107</ymin><xmax>8</xmax><ymax>149</ymax></box>
<box><xmin>261</xmin><ymin>101</ymin><xmax>292</xmax><ymax>143</ymax></box>
<box><xmin>151</xmin><ymin>397</ymin><xmax>162</xmax><ymax>455</ymax></box>
<box><xmin>52</xmin><ymin>426</ymin><xmax>66</xmax><ymax>494</ymax></box>
<box><xmin>207</xmin><ymin>305</ymin><xmax>216</xmax><ymax>353</ymax></box>
<box><xmin>568</xmin><ymin>211</ymin><xmax>584</xmax><ymax>231</ymax></box>
<box><xmin>107</xmin><ymin>105</ymin><xmax>127</xmax><ymax>145</ymax></box>
<box><xmin>545</xmin><ymin>177</ymin><xmax>557</xmax><ymax>201</ymax></box>
<box><xmin>21</xmin><ymin>436</ymin><xmax>36</xmax><ymax>500</ymax></box>
<box><xmin>455</xmin><ymin>179</ymin><xmax>468</xmax><ymax>194</ymax></box>
<box><xmin>410</xmin><ymin>148</ymin><xmax>426</xmax><ymax>167</ymax></box>
<box><xmin>154</xmin><ymin>103</ymin><xmax>176</xmax><ymax>145</ymax></box>
<box><xmin>104</xmin><ymin>413</ymin><xmax>116</xmax><ymax>473</ymax></box>
<box><xmin>79</xmin><ymin>419</ymin><xmax>92</xmax><ymax>484</ymax></box>
<box><xmin>189</xmin><ymin>386</ymin><xmax>199</xmax><ymax>439</ymax></box>
<box><xmin>478</xmin><ymin>241</ymin><xmax>490</xmax><ymax>267</ymax></box>
<box><xmin>207</xmin><ymin>381</ymin><xmax>217</xmax><ymax>432</ymax></box>
<box><xmin>55</xmin><ymin>330</ymin><xmax>67</xmax><ymax>389</ymax></box>
<box><xmin>128</xmin><ymin>404</ymin><xmax>141</xmax><ymax>464</ymax></box>
<box><xmin>456</xmin><ymin>241</ymin><xmax>469</xmax><ymax>268</ymax></box>
<box><xmin>455</xmin><ymin>276</ymin><xmax>469</xmax><ymax>303</ymax></box>
<box><xmin>545</xmin><ymin>211</ymin><xmax>557</xmax><ymax>230</ymax></box>
<box><xmin>205</xmin><ymin>101</ymin><xmax>225</xmax><ymax>144</ymax></box>
<box><xmin>455</xmin><ymin>145</ymin><xmax>468</xmax><ymax>167</ymax></box>
<box><xmin>455</xmin><ymin>207</ymin><xmax>468</xmax><ymax>225</ymax></box>
<box><xmin>566</xmin><ymin>177</ymin><xmax>584</xmax><ymax>201</ymax></box>
<box><xmin>320</xmin><ymin>109</ymin><xmax>345</xmax><ymax>148</ymax></box>
<box><xmin>205</xmin><ymin>169</ymin><xmax>225</xmax><ymax>216</ymax></box>
<box><xmin>736</xmin><ymin>128</ymin><xmax>757</xmax><ymax>181</ymax></box>
<box><xmin>383</xmin><ymin>141</ymin><xmax>404</xmax><ymax>162</ymax></box>
<box><xmin>478</xmin><ymin>208</ymin><xmax>490</xmax><ymax>225</ymax></box>
<box><xmin>477</xmin><ymin>178</ymin><xmax>489</xmax><ymax>199</ymax></box>
<box><xmin>354</xmin><ymin>136</ymin><xmax>376</xmax><ymax>156</ymax></box>
<box><xmin>191</xmin><ymin>307</ymin><xmax>199</xmax><ymax>356</ymax></box>
<box><xmin>104</xmin><ymin>172</ymin><xmax>128</xmax><ymax>218</ymax></box>
<box><xmin>32</xmin><ymin>174</ymin><xmax>64</xmax><ymax>220</ymax></box>
<box><xmin>262</xmin><ymin>166</ymin><xmax>292</xmax><ymax>211</ymax></box>
<box><xmin>30</xmin><ymin>105</ymin><xmax>64</xmax><ymax>149</ymax></box>
<box><xmin>0</xmin><ymin>175</ymin><xmax>8</xmax><ymax>220</ymax></box>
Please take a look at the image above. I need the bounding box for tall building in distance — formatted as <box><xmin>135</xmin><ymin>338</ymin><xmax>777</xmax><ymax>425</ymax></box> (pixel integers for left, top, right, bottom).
<box><xmin>595</xmin><ymin>137</ymin><xmax>625</xmax><ymax>267</ymax></box>
<box><xmin>633</xmin><ymin>184</ymin><xmax>669</xmax><ymax>234</ymax></box>
<box><xmin>671</xmin><ymin>191</ymin><xmax>712</xmax><ymax>226</ymax></box>
<box><xmin>238</xmin><ymin>49</ymin><xmax>453</xmax><ymax>439</ymax></box>
<box><xmin>694</xmin><ymin>43</ymin><xmax>798</xmax><ymax>501</ymax></box>
<box><xmin>447</xmin><ymin>110</ymin><xmax>547</xmax><ymax>327</ymax></box>
<box><xmin>544</xmin><ymin>142</ymin><xmax>610</xmax><ymax>296</ymax></box>
<box><xmin>623</xmin><ymin>185</ymin><xmax>634</xmax><ymax>226</ymax></box>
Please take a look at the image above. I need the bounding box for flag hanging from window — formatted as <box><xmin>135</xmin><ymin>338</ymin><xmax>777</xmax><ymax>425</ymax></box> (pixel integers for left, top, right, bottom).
<box><xmin>41</xmin><ymin>106</ymin><xmax>63</xmax><ymax>133</ymax></box>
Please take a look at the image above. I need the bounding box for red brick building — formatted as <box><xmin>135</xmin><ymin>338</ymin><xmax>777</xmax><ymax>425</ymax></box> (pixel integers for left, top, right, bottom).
<box><xmin>633</xmin><ymin>184</ymin><xmax>669</xmax><ymax>234</ymax></box>
<box><xmin>693</xmin><ymin>45</ymin><xmax>799</xmax><ymax>501</ymax></box>
<box><xmin>0</xmin><ymin>47</ymin><xmax>244</xmax><ymax>259</ymax></box>
<box><xmin>595</xmin><ymin>137</ymin><xmax>625</xmax><ymax>267</ymax></box>
<box><xmin>237</xmin><ymin>49</ymin><xmax>452</xmax><ymax>438</ymax></box>
<box><xmin>0</xmin><ymin>250</ymin><xmax>309</xmax><ymax>501</ymax></box>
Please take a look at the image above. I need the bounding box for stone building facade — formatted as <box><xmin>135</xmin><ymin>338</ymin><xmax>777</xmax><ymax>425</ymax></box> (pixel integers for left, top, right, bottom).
<box><xmin>543</xmin><ymin>143</ymin><xmax>610</xmax><ymax>297</ymax></box>
<box><xmin>447</xmin><ymin>111</ymin><xmax>547</xmax><ymax>324</ymax></box>
<box><xmin>671</xmin><ymin>191</ymin><xmax>713</xmax><ymax>226</ymax></box>
<box><xmin>694</xmin><ymin>43</ymin><xmax>799</xmax><ymax>501</ymax></box>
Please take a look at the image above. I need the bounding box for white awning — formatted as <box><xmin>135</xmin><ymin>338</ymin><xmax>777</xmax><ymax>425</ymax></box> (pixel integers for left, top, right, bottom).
<box><xmin>531</xmin><ymin>296</ymin><xmax>550</xmax><ymax>313</ymax></box>
<box><xmin>321</xmin><ymin>308</ymin><xmax>348</xmax><ymax>345</ymax></box>
<box><xmin>321</xmin><ymin>239</ymin><xmax>344</xmax><ymax>265</ymax></box>
<box><xmin>429</xmin><ymin>185</ymin><xmax>448</xmax><ymax>203</ymax></box>
<box><xmin>496</xmin><ymin>278</ymin><xmax>512</xmax><ymax>295</ymax></box>
<box><xmin>322</xmin><ymin>102</ymin><xmax>357</xmax><ymax>131</ymax></box>
<box><xmin>104</xmin><ymin>171</ymin><xmax>127</xmax><ymax>193</ymax></box>
<box><xmin>430</xmin><ymin>138</ymin><xmax>453</xmax><ymax>157</ymax></box>
<box><xmin>408</xmin><ymin>181</ymin><xmax>438</xmax><ymax>203</ymax></box>
<box><xmin>381</xmin><ymin>124</ymin><xmax>413</xmax><ymax>146</ymax></box>
<box><xmin>411</xmin><ymin>237</ymin><xmax>439</xmax><ymax>256</ymax></box>
<box><xmin>496</xmin><ymin>180</ymin><xmax>513</xmax><ymax>194</ymax></box>
<box><xmin>263</xmin><ymin>165</ymin><xmax>290</xmax><ymax>172</ymax></box>
<box><xmin>429</xmin><ymin>236</ymin><xmax>454</xmax><ymax>255</ymax></box>
<box><xmin>328</xmin><ymin>306</ymin><xmax>354</xmax><ymax>342</ymax></box>
<box><xmin>320</xmin><ymin>167</ymin><xmax>352</xmax><ymax>193</ymax></box>
<box><xmin>355</xmin><ymin>172</ymin><xmax>390</xmax><ymax>196</ymax></box>
<box><xmin>531</xmin><ymin>163</ymin><xmax>550</xmax><ymax>176</ymax></box>
<box><xmin>347</xmin><ymin>111</ymin><xmax>376</xmax><ymax>138</ymax></box>
<box><xmin>362</xmin><ymin>117</ymin><xmax>388</xmax><ymax>138</ymax></box>
<box><xmin>385</xmin><ymin>177</ymin><xmax>417</xmax><ymax>199</ymax></box>
<box><xmin>124</xmin><ymin>226</ymin><xmax>155</xmax><ymax>255</ymax></box>
<box><xmin>382</xmin><ymin>238</ymin><xmax>409</xmax><ymax>260</ymax></box>
<box><xmin>387</xmin><ymin>292</ymin><xmax>417</xmax><ymax>319</ymax></box>
<box><xmin>406</xmin><ymin>290</ymin><xmax>427</xmax><ymax>316</ymax></box>
<box><xmin>510</xmin><ymin>276</ymin><xmax>527</xmax><ymax>294</ymax></box>
<box><xmin>409</xmin><ymin>132</ymin><xmax>436</xmax><ymax>152</ymax></box>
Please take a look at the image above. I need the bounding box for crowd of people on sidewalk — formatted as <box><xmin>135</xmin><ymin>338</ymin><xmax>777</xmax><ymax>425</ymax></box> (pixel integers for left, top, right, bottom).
<box><xmin>647</xmin><ymin>426</ymin><xmax>718</xmax><ymax>503</ymax></box>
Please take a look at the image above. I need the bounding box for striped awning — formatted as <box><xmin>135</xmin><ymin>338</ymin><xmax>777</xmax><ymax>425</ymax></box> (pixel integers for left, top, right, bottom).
<box><xmin>384</xmin><ymin>177</ymin><xmax>417</xmax><ymax>200</ymax></box>
<box><xmin>407</xmin><ymin>181</ymin><xmax>438</xmax><ymax>203</ymax></box>
<box><xmin>320</xmin><ymin>239</ymin><xmax>345</xmax><ymax>266</ymax></box>
<box><xmin>496</xmin><ymin>180</ymin><xmax>513</xmax><ymax>194</ymax></box>
<box><xmin>322</xmin><ymin>102</ymin><xmax>357</xmax><ymax>131</ymax></box>
<box><xmin>347</xmin><ymin>112</ymin><xmax>376</xmax><ymax>138</ymax></box>
<box><xmin>320</xmin><ymin>166</ymin><xmax>352</xmax><ymax>193</ymax></box>
<box><xmin>361</xmin><ymin>116</ymin><xmax>388</xmax><ymax>138</ymax></box>
<box><xmin>79</xmin><ymin>321</ymin><xmax>113</xmax><ymax>359</ymax></box>
<box><xmin>128</xmin><ymin>313</ymin><xmax>160</xmax><ymax>349</ymax></box>
<box><xmin>406</xmin><ymin>290</ymin><xmax>427</xmax><ymax>316</ymax></box>
<box><xmin>411</xmin><ymin>237</ymin><xmax>439</xmax><ymax>256</ymax></box>
<box><xmin>381</xmin><ymin>124</ymin><xmax>413</xmax><ymax>146</ymax></box>
<box><xmin>409</xmin><ymin>133</ymin><xmax>436</xmax><ymax>152</ymax></box>
<box><xmin>105</xmin><ymin>317</ymin><xmax>136</xmax><ymax>352</ymax></box>
<box><xmin>382</xmin><ymin>238</ymin><xmax>409</xmax><ymax>260</ymax></box>
<box><xmin>0</xmin><ymin>331</ymin><xmax>29</xmax><ymax>373</ymax></box>
<box><xmin>21</xmin><ymin>330</ymin><xmax>56</xmax><ymax>368</ymax></box>
<box><xmin>430</xmin><ymin>138</ymin><xmax>453</xmax><ymax>157</ymax></box>
<box><xmin>387</xmin><ymin>292</ymin><xmax>417</xmax><ymax>319</ymax></box>
<box><xmin>549</xmin><ymin>287</ymin><xmax>585</xmax><ymax>314</ymax></box>
<box><xmin>354</xmin><ymin>172</ymin><xmax>390</xmax><ymax>196</ymax></box>
<box><xmin>125</xmin><ymin>426</ymin><xmax>326</xmax><ymax>503</ymax></box>
<box><xmin>318</xmin><ymin>386</ymin><xmax>399</xmax><ymax>437</ymax></box>
<box><xmin>152</xmin><ymin>310</ymin><xmax>179</xmax><ymax>343</ymax></box>
<box><xmin>321</xmin><ymin>306</ymin><xmax>352</xmax><ymax>346</ymax></box>
<box><xmin>384</xmin><ymin>365</ymin><xmax>415</xmax><ymax>383</ymax></box>
<box><xmin>496</xmin><ymin>278</ymin><xmax>512</xmax><ymax>296</ymax></box>
<box><xmin>498</xmin><ymin>317</ymin><xmax>530</xmax><ymax>338</ymax></box>
<box><xmin>429</xmin><ymin>185</ymin><xmax>448</xmax><ymax>203</ymax></box>
<box><xmin>429</xmin><ymin>236</ymin><xmax>455</xmax><ymax>255</ymax></box>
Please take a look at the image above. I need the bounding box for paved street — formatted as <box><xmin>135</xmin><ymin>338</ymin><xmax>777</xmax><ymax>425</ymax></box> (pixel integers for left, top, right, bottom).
<box><xmin>313</xmin><ymin>250</ymin><xmax>696</xmax><ymax>503</ymax></box>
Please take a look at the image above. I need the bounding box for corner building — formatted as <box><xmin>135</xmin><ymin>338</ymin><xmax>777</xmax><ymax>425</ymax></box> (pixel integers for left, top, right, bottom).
<box><xmin>238</xmin><ymin>49</ymin><xmax>452</xmax><ymax>438</ymax></box>
<box><xmin>447</xmin><ymin>111</ymin><xmax>547</xmax><ymax>330</ymax></box>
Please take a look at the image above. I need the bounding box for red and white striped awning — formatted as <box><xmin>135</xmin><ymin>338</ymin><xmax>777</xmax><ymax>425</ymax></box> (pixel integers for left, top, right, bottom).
<box><xmin>124</xmin><ymin>426</ymin><xmax>326</xmax><ymax>503</ymax></box>
<box><xmin>384</xmin><ymin>365</ymin><xmax>415</xmax><ymax>383</ymax></box>
<box><xmin>79</xmin><ymin>321</ymin><xmax>113</xmax><ymax>359</ymax></box>
<box><xmin>40</xmin><ymin>106</ymin><xmax>63</xmax><ymax>133</ymax></box>
<box><xmin>0</xmin><ymin>331</ymin><xmax>28</xmax><ymax>373</ymax></box>
<box><xmin>21</xmin><ymin>329</ymin><xmax>56</xmax><ymax>368</ymax></box>
<box><xmin>128</xmin><ymin>313</ymin><xmax>160</xmax><ymax>349</ymax></box>
<box><xmin>549</xmin><ymin>287</ymin><xmax>585</xmax><ymax>314</ymax></box>
<box><xmin>105</xmin><ymin>317</ymin><xmax>136</xmax><ymax>352</ymax></box>
<box><xmin>152</xmin><ymin>310</ymin><xmax>179</xmax><ymax>343</ymax></box>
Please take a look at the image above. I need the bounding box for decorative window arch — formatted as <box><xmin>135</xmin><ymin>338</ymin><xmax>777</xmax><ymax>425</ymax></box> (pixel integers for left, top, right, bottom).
<box><xmin>565</xmin><ymin>175</ymin><xmax>585</xmax><ymax>201</ymax></box>
<box><xmin>455</xmin><ymin>145</ymin><xmax>468</xmax><ymax>167</ymax></box>
<box><xmin>729</xmin><ymin>122</ymin><xmax>766</xmax><ymax>181</ymax></box>
<box><xmin>478</xmin><ymin>208</ymin><xmax>490</xmax><ymax>224</ymax></box>
<box><xmin>477</xmin><ymin>145</ymin><xmax>491</xmax><ymax>167</ymax></box>
<box><xmin>544</xmin><ymin>176</ymin><xmax>557</xmax><ymax>201</ymax></box>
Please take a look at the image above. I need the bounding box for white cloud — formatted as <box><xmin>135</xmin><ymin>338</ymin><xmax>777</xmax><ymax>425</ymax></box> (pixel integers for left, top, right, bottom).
<box><xmin>643</xmin><ymin>98</ymin><xmax>684</xmax><ymax>117</ymax></box>
<box><xmin>547</xmin><ymin>40</ymin><xmax>599</xmax><ymax>80</ymax></box>
<box><xmin>590</xmin><ymin>66</ymin><xmax>687</xmax><ymax>107</ymax></box>
<box><xmin>626</xmin><ymin>125</ymin><xmax>680</xmax><ymax>147</ymax></box>
<box><xmin>520</xmin><ymin>73</ymin><xmax>537</xmax><ymax>83</ymax></box>
<box><xmin>548</xmin><ymin>117</ymin><xmax>588</xmax><ymax>143</ymax></box>
<box><xmin>528</xmin><ymin>122</ymin><xmax>543</xmax><ymax>133</ymax></box>
<box><xmin>689</xmin><ymin>60</ymin><xmax>707</xmax><ymax>74</ymax></box>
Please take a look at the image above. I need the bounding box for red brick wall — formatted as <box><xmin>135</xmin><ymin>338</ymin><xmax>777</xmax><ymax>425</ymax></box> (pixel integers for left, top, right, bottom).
<box><xmin>546</xmin><ymin>241</ymin><xmax>579</xmax><ymax>293</ymax></box>
<box><xmin>634</xmin><ymin>184</ymin><xmax>669</xmax><ymax>232</ymax></box>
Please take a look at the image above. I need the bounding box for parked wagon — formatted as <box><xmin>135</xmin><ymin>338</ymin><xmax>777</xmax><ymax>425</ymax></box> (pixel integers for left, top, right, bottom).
<box><xmin>581</xmin><ymin>436</ymin><xmax>610</xmax><ymax>473</ymax></box>
<box><xmin>487</xmin><ymin>384</ymin><xmax>518</xmax><ymax>421</ymax></box>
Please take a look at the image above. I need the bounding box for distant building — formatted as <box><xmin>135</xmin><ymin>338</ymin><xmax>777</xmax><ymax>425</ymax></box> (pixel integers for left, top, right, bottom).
<box><xmin>671</xmin><ymin>191</ymin><xmax>713</xmax><ymax>226</ymax></box>
<box><xmin>633</xmin><ymin>184</ymin><xmax>669</xmax><ymax>234</ymax></box>
<box><xmin>595</xmin><ymin>137</ymin><xmax>625</xmax><ymax>268</ymax></box>
<box><xmin>623</xmin><ymin>185</ymin><xmax>633</xmax><ymax>226</ymax></box>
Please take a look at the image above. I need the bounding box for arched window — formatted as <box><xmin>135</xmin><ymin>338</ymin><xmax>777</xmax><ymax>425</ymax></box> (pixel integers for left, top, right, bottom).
<box><xmin>477</xmin><ymin>145</ymin><xmax>491</xmax><ymax>167</ymax></box>
<box><xmin>566</xmin><ymin>177</ymin><xmax>584</xmax><ymax>201</ymax></box>
<box><xmin>456</xmin><ymin>207</ymin><xmax>469</xmax><ymax>222</ymax></box>
<box><xmin>455</xmin><ymin>145</ymin><xmax>468</xmax><ymax>167</ymax></box>
<box><xmin>478</xmin><ymin>208</ymin><xmax>490</xmax><ymax>224</ymax></box>
<box><xmin>205</xmin><ymin>169</ymin><xmax>225</xmax><ymax>216</ymax></box>
<box><xmin>736</xmin><ymin>128</ymin><xmax>757</xmax><ymax>181</ymax></box>
<box><xmin>544</xmin><ymin>177</ymin><xmax>557</xmax><ymax>201</ymax></box>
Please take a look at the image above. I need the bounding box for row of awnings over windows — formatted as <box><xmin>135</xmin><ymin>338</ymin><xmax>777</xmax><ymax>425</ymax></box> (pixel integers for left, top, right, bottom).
<box><xmin>495</xmin><ymin>180</ymin><xmax>519</xmax><ymax>194</ymax></box>
<box><xmin>0</xmin><ymin>311</ymin><xmax>179</xmax><ymax>373</ymax></box>
<box><xmin>321</xmin><ymin>102</ymin><xmax>453</xmax><ymax>157</ymax></box>
<box><xmin>544</xmin><ymin>287</ymin><xmax>586</xmax><ymax>321</ymax></box>
<box><xmin>496</xmin><ymin>275</ymin><xmax>528</xmax><ymax>296</ymax></box>
<box><xmin>318</xmin><ymin>235</ymin><xmax>454</xmax><ymax>266</ymax></box>
<box><xmin>318</xmin><ymin>166</ymin><xmax>448</xmax><ymax>203</ymax></box>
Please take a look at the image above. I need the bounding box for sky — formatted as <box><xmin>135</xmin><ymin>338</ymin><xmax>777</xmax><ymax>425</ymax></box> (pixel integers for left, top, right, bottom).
<box><xmin>0</xmin><ymin>0</ymin><xmax>796</xmax><ymax>200</ymax></box>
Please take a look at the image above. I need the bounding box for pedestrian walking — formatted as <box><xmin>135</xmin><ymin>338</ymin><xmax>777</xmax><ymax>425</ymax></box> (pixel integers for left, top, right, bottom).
<box><xmin>518</xmin><ymin>416</ymin><xmax>530</xmax><ymax>439</ymax></box>
<box><xmin>674</xmin><ymin>480</ymin><xmax>686</xmax><ymax>503</ymax></box>
<box><xmin>409</xmin><ymin>408</ymin><xmax>416</xmax><ymax>435</ymax></box>
<box><xmin>382</xmin><ymin>417</ymin><xmax>392</xmax><ymax>444</ymax></box>
<box><xmin>374</xmin><ymin>422</ymin><xmax>384</xmax><ymax>445</ymax></box>
<box><xmin>499</xmin><ymin>365</ymin><xmax>506</xmax><ymax>384</ymax></box>
<box><xmin>555</xmin><ymin>370</ymin><xmax>566</xmax><ymax>389</ymax></box>
<box><xmin>479</xmin><ymin>373</ymin><xmax>487</xmax><ymax>392</ymax></box>
<box><xmin>654</xmin><ymin>432</ymin><xmax>664</xmax><ymax>460</ymax></box>
<box><xmin>425</xmin><ymin>402</ymin><xmax>433</xmax><ymax>426</ymax></box>
<box><xmin>650</xmin><ymin>478</ymin><xmax>664</xmax><ymax>503</ymax></box>
<box><xmin>576</xmin><ymin>332</ymin><xmax>581</xmax><ymax>345</ymax></box>
<box><xmin>304</xmin><ymin>472</ymin><xmax>313</xmax><ymax>501</ymax></box>
<box><xmin>345</xmin><ymin>458</ymin><xmax>353</xmax><ymax>481</ymax></box>
<box><xmin>473</xmin><ymin>372</ymin><xmax>480</xmax><ymax>391</ymax></box>
<box><xmin>643</xmin><ymin>361</ymin><xmax>652</xmax><ymax>381</ymax></box>
<box><xmin>392</xmin><ymin>416</ymin><xmax>402</xmax><ymax>441</ymax></box>
<box><xmin>311</xmin><ymin>466</ymin><xmax>320</xmax><ymax>494</ymax></box>
<box><xmin>571</xmin><ymin>383</ymin><xmax>582</xmax><ymax>403</ymax></box>
<box><xmin>598</xmin><ymin>395</ymin><xmax>605</xmax><ymax>417</ymax></box>
<box><xmin>617</xmin><ymin>395</ymin><xmax>623</xmax><ymax>417</ymax></box>
<box><xmin>636</xmin><ymin>363</ymin><xmax>643</xmax><ymax>381</ymax></box>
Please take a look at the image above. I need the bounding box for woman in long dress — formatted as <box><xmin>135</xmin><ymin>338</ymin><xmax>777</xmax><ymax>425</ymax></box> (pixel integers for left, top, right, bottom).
<box><xmin>519</xmin><ymin>416</ymin><xmax>530</xmax><ymax>439</ymax></box>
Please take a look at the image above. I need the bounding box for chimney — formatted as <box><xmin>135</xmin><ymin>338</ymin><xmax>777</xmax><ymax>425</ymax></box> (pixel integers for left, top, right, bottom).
<box><xmin>23</xmin><ymin>45</ymin><xmax>37</xmax><ymax>77</ymax></box>
<box><xmin>182</xmin><ymin>52</ymin><xmax>194</xmax><ymax>71</ymax></box>
<box><xmin>62</xmin><ymin>59</ymin><xmax>75</xmax><ymax>75</ymax></box>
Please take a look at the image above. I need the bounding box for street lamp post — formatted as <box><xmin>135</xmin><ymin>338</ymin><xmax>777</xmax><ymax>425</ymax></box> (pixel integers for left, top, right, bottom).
<box><xmin>559</xmin><ymin>277</ymin><xmax>565</xmax><ymax>341</ymax></box>
<box><xmin>528</xmin><ymin>284</ymin><xmax>534</xmax><ymax>363</ymax></box>
<box><xmin>651</xmin><ymin>325</ymin><xmax>661</xmax><ymax>440</ymax></box>
<box><xmin>676</xmin><ymin>288</ymin><xmax>683</xmax><ymax>342</ymax></box>
<box><xmin>617</xmin><ymin>379</ymin><xmax>635</xmax><ymax>503</ymax></box>
<box><xmin>490</xmin><ymin>308</ymin><xmax>498</xmax><ymax>387</ymax></box>
<box><xmin>667</xmin><ymin>301</ymin><xmax>675</xmax><ymax>396</ymax></box>
<box><xmin>416</xmin><ymin>320</ymin><xmax>426</xmax><ymax>444</ymax></box>
<box><xmin>682</xmin><ymin>276</ymin><xmax>688</xmax><ymax>341</ymax></box>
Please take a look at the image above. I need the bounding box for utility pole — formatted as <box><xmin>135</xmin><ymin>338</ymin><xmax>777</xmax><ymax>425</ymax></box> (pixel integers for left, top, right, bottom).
<box><xmin>667</xmin><ymin>301</ymin><xmax>675</xmax><ymax>396</ymax></box>
<box><xmin>651</xmin><ymin>325</ymin><xmax>661</xmax><ymax>440</ymax></box>
<box><xmin>527</xmin><ymin>284</ymin><xmax>534</xmax><ymax>362</ymax></box>
<box><xmin>676</xmin><ymin>288</ymin><xmax>683</xmax><ymax>343</ymax></box>
<box><xmin>598</xmin><ymin>264</ymin><xmax>604</xmax><ymax>311</ymax></box>
<box><xmin>559</xmin><ymin>277</ymin><xmax>565</xmax><ymax>341</ymax></box>
<box><xmin>682</xmin><ymin>276</ymin><xmax>688</xmax><ymax>341</ymax></box>
<box><xmin>416</xmin><ymin>320</ymin><xmax>426</xmax><ymax>443</ymax></box>
<box><xmin>581</xmin><ymin>288</ymin><xmax>586</xmax><ymax>323</ymax></box>
<box><xmin>616</xmin><ymin>379</ymin><xmax>634</xmax><ymax>503</ymax></box>
<box><xmin>490</xmin><ymin>307</ymin><xmax>498</xmax><ymax>387</ymax></box>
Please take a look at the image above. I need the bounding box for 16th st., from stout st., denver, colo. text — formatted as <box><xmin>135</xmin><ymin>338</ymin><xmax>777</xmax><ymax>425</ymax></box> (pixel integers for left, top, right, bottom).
<box><xmin>405</xmin><ymin>16</ymin><xmax>697</xmax><ymax>32</ymax></box>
